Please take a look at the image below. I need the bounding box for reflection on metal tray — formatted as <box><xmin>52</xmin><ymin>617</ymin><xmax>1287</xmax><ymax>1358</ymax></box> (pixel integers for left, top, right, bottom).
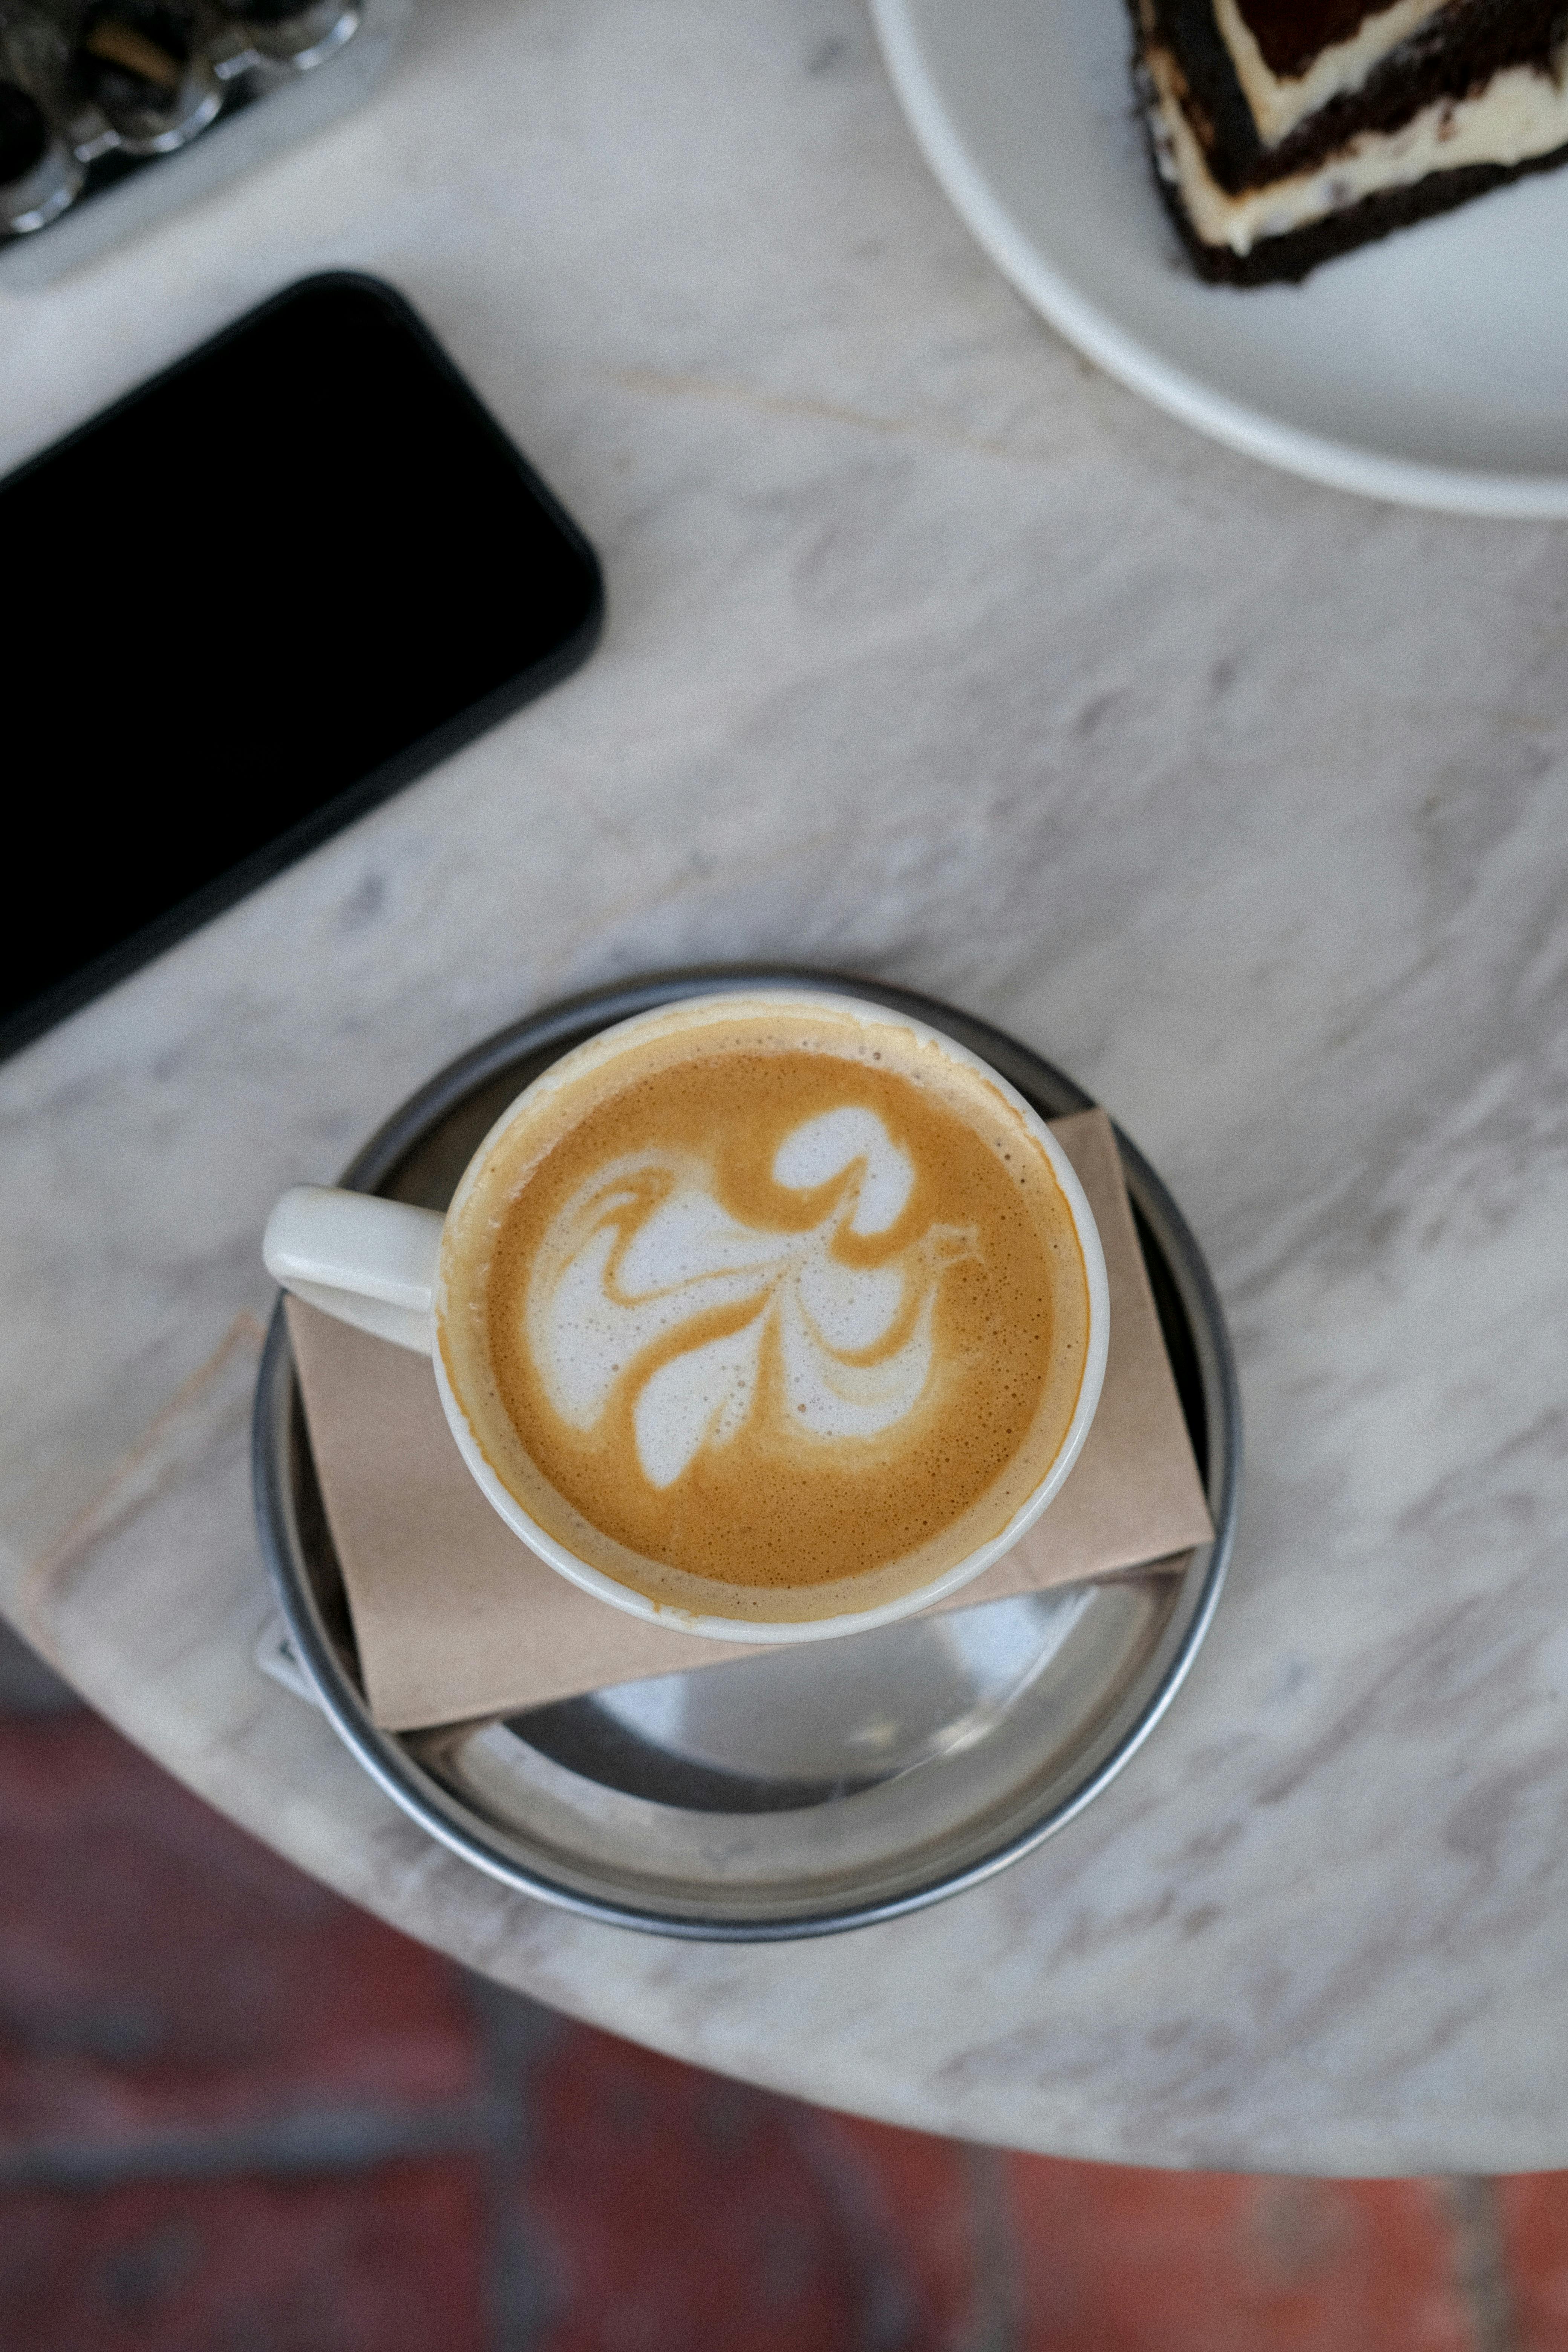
<box><xmin>507</xmin><ymin>1586</ymin><xmax>1099</xmax><ymax>1813</ymax></box>
<box><xmin>253</xmin><ymin>967</ymin><xmax>1241</xmax><ymax>1939</ymax></box>
<box><xmin>0</xmin><ymin>0</ymin><xmax>409</xmax><ymax>282</ymax></box>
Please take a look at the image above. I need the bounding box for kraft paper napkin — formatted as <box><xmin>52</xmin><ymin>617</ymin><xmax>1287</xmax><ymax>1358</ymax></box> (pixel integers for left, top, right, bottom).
<box><xmin>285</xmin><ymin>1109</ymin><xmax>1213</xmax><ymax>1731</ymax></box>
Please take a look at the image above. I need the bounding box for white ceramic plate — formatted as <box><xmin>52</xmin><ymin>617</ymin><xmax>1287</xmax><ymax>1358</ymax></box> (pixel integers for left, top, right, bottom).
<box><xmin>869</xmin><ymin>0</ymin><xmax>1568</xmax><ymax>516</ymax></box>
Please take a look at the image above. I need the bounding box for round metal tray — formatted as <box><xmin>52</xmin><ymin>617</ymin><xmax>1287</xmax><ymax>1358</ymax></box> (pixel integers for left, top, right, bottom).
<box><xmin>253</xmin><ymin>968</ymin><xmax>1240</xmax><ymax>1938</ymax></box>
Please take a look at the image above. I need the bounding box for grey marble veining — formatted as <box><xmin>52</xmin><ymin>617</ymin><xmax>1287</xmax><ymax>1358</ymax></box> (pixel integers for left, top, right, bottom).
<box><xmin>3</xmin><ymin>0</ymin><xmax>1566</xmax><ymax>2172</ymax></box>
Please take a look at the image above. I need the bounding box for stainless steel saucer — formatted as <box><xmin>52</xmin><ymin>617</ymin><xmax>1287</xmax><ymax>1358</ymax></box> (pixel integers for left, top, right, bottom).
<box><xmin>253</xmin><ymin>968</ymin><xmax>1240</xmax><ymax>1938</ymax></box>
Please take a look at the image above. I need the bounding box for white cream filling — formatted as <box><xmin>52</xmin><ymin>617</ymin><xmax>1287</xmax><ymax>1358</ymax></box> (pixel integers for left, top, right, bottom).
<box><xmin>1148</xmin><ymin>38</ymin><xmax>1568</xmax><ymax>252</ymax></box>
<box><xmin>1213</xmin><ymin>0</ymin><xmax>1449</xmax><ymax>144</ymax></box>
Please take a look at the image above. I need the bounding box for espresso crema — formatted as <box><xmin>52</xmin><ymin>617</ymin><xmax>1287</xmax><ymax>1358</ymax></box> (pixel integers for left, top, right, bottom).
<box><xmin>439</xmin><ymin>997</ymin><xmax>1090</xmax><ymax>1623</ymax></box>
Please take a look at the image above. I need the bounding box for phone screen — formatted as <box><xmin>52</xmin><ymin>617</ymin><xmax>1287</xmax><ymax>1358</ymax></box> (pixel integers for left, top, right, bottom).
<box><xmin>0</xmin><ymin>274</ymin><xmax>603</xmax><ymax>1060</ymax></box>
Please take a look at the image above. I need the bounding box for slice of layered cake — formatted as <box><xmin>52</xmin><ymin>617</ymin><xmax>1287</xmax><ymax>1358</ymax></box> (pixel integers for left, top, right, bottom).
<box><xmin>1133</xmin><ymin>0</ymin><xmax>1568</xmax><ymax>282</ymax></box>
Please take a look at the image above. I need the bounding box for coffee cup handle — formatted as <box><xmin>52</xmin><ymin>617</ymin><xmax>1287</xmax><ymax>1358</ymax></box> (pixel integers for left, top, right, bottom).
<box><xmin>263</xmin><ymin>1186</ymin><xmax>443</xmax><ymax>1354</ymax></box>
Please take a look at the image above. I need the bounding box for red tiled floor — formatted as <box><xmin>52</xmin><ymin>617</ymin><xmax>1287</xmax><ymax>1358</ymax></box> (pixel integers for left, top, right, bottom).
<box><xmin>1004</xmin><ymin>2156</ymin><xmax>1477</xmax><ymax>2352</ymax></box>
<box><xmin>0</xmin><ymin>1712</ymin><xmax>480</xmax><ymax>2154</ymax></box>
<box><xmin>812</xmin><ymin>2109</ymin><xmax>991</xmax><ymax>2346</ymax></box>
<box><xmin>0</xmin><ymin>2157</ymin><xmax>488</xmax><ymax>2352</ymax></box>
<box><xmin>0</xmin><ymin>1670</ymin><xmax>1547</xmax><ymax>2352</ymax></box>
<box><xmin>1498</xmin><ymin>2173</ymin><xmax>1568</xmax><ymax>2350</ymax></box>
<box><xmin>518</xmin><ymin>2024</ymin><xmax>982</xmax><ymax>2352</ymax></box>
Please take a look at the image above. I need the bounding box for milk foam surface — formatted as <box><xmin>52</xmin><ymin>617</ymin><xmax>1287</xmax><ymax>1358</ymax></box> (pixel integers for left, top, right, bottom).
<box><xmin>440</xmin><ymin>998</ymin><xmax>1090</xmax><ymax>1622</ymax></box>
<box><xmin>525</xmin><ymin>1107</ymin><xmax>969</xmax><ymax>1489</ymax></box>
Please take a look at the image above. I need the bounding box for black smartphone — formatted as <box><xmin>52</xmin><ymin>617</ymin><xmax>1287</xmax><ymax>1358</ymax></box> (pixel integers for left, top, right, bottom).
<box><xmin>0</xmin><ymin>273</ymin><xmax>603</xmax><ymax>1061</ymax></box>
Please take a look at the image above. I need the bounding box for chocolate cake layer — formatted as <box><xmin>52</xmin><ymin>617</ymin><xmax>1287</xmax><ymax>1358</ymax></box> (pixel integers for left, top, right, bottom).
<box><xmin>1150</xmin><ymin>130</ymin><xmax>1568</xmax><ymax>280</ymax></box>
<box><xmin>1237</xmin><ymin>0</ymin><xmax>1416</xmax><ymax>77</ymax></box>
<box><xmin>1132</xmin><ymin>0</ymin><xmax>1568</xmax><ymax>280</ymax></box>
<box><xmin>1214</xmin><ymin>0</ymin><xmax>1449</xmax><ymax>147</ymax></box>
<box><xmin>1142</xmin><ymin>0</ymin><xmax>1566</xmax><ymax>190</ymax></box>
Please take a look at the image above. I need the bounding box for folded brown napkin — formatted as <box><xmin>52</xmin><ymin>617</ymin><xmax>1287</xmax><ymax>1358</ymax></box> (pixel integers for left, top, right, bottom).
<box><xmin>286</xmin><ymin>1109</ymin><xmax>1213</xmax><ymax>1731</ymax></box>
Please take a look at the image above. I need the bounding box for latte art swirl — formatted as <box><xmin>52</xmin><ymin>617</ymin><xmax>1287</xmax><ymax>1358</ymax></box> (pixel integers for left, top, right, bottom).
<box><xmin>442</xmin><ymin>998</ymin><xmax>1092</xmax><ymax>1617</ymax></box>
<box><xmin>524</xmin><ymin>1108</ymin><xmax>978</xmax><ymax>1491</ymax></box>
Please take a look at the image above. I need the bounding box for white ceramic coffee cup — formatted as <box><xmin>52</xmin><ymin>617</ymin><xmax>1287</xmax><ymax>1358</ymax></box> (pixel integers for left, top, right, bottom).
<box><xmin>264</xmin><ymin>991</ymin><xmax>1110</xmax><ymax>1642</ymax></box>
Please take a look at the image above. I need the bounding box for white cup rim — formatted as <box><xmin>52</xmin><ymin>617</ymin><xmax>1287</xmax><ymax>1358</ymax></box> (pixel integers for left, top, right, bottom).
<box><xmin>433</xmin><ymin>988</ymin><xmax>1111</xmax><ymax>1643</ymax></box>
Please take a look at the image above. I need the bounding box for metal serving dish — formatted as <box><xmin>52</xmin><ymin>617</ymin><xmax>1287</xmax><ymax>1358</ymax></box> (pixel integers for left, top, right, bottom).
<box><xmin>0</xmin><ymin>0</ymin><xmax>408</xmax><ymax>284</ymax></box>
<box><xmin>253</xmin><ymin>968</ymin><xmax>1240</xmax><ymax>1939</ymax></box>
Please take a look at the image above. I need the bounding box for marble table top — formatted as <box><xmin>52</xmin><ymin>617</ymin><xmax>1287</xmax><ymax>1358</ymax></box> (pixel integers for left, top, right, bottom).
<box><xmin>4</xmin><ymin>0</ymin><xmax>1566</xmax><ymax>2178</ymax></box>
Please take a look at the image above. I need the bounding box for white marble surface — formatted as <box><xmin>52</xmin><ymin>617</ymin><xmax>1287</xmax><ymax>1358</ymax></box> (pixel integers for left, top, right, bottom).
<box><xmin>4</xmin><ymin>0</ymin><xmax>1567</xmax><ymax>2175</ymax></box>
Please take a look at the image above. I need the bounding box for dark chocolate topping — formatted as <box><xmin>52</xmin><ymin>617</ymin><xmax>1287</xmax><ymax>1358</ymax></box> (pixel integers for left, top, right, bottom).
<box><xmin>1234</xmin><ymin>0</ymin><xmax>1388</xmax><ymax>80</ymax></box>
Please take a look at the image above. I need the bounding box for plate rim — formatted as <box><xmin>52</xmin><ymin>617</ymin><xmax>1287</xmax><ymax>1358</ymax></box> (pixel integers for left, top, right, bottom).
<box><xmin>868</xmin><ymin>0</ymin><xmax>1568</xmax><ymax>520</ymax></box>
<box><xmin>252</xmin><ymin>966</ymin><xmax>1241</xmax><ymax>1939</ymax></box>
